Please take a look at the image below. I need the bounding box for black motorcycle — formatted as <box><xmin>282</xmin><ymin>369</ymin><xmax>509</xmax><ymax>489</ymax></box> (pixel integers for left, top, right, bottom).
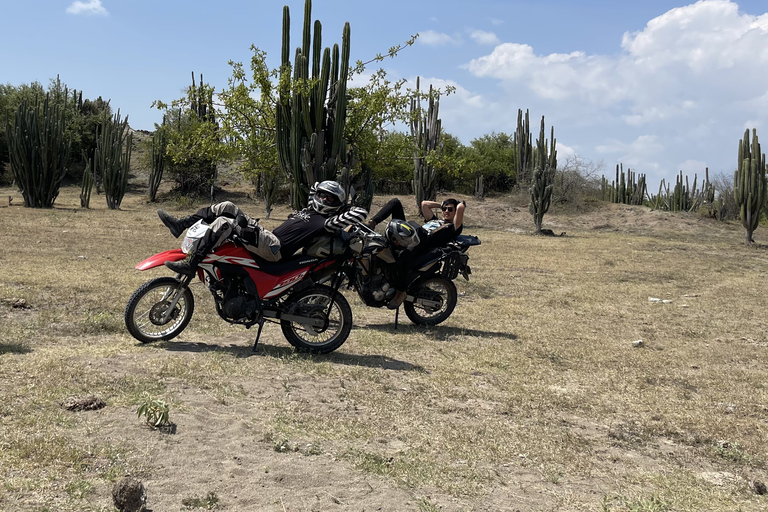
<box><xmin>313</xmin><ymin>225</ymin><xmax>480</xmax><ymax>326</ymax></box>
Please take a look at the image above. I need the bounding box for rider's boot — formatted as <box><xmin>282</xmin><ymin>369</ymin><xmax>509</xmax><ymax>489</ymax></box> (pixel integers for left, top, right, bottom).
<box><xmin>165</xmin><ymin>251</ymin><xmax>206</xmax><ymax>277</ymax></box>
<box><xmin>165</xmin><ymin>231</ymin><xmax>214</xmax><ymax>276</ymax></box>
<box><xmin>387</xmin><ymin>290</ymin><xmax>407</xmax><ymax>310</ymax></box>
<box><xmin>157</xmin><ymin>210</ymin><xmax>203</xmax><ymax>238</ymax></box>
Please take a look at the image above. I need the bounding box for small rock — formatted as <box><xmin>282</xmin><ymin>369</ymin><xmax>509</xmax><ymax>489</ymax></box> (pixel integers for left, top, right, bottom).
<box><xmin>632</xmin><ymin>340</ymin><xmax>644</xmax><ymax>348</ymax></box>
<box><xmin>750</xmin><ymin>480</ymin><xmax>767</xmax><ymax>495</ymax></box>
<box><xmin>649</xmin><ymin>297</ymin><xmax>661</xmax><ymax>302</ymax></box>
<box><xmin>112</xmin><ymin>476</ymin><xmax>147</xmax><ymax>512</ymax></box>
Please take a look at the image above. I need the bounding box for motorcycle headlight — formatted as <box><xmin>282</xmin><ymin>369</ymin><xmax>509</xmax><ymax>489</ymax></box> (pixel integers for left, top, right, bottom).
<box><xmin>181</xmin><ymin>235</ymin><xmax>195</xmax><ymax>254</ymax></box>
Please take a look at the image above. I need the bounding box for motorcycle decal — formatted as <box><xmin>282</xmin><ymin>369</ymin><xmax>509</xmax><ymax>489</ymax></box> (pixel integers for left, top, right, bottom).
<box><xmin>263</xmin><ymin>270</ymin><xmax>309</xmax><ymax>299</ymax></box>
<box><xmin>203</xmin><ymin>254</ymin><xmax>260</xmax><ymax>269</ymax></box>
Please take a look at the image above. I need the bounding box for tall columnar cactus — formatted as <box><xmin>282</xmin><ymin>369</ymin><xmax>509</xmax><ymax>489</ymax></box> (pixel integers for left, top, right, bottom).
<box><xmin>735</xmin><ymin>128</ymin><xmax>767</xmax><ymax>244</ymax></box>
<box><xmin>96</xmin><ymin>111</ymin><xmax>132</xmax><ymax>210</ymax></box>
<box><xmin>80</xmin><ymin>154</ymin><xmax>94</xmax><ymax>208</ymax></box>
<box><xmin>514</xmin><ymin>109</ymin><xmax>532</xmax><ymax>187</ymax></box>
<box><xmin>148</xmin><ymin>129</ymin><xmax>166</xmax><ymax>202</ymax></box>
<box><xmin>6</xmin><ymin>94</ymin><xmax>71</xmax><ymax>208</ymax></box>
<box><xmin>410</xmin><ymin>77</ymin><xmax>441</xmax><ymax>213</ymax></box>
<box><xmin>276</xmin><ymin>0</ymin><xmax>352</xmax><ymax>210</ymax></box>
<box><xmin>529</xmin><ymin>116</ymin><xmax>557</xmax><ymax>234</ymax></box>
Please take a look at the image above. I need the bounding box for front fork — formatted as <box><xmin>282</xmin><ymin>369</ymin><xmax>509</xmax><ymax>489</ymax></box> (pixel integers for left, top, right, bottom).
<box><xmin>160</xmin><ymin>274</ymin><xmax>194</xmax><ymax>323</ymax></box>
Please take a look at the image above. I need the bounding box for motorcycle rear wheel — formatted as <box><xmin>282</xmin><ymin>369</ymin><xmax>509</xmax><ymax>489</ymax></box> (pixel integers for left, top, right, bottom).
<box><xmin>404</xmin><ymin>277</ymin><xmax>457</xmax><ymax>326</ymax></box>
<box><xmin>281</xmin><ymin>285</ymin><xmax>352</xmax><ymax>354</ymax></box>
<box><xmin>125</xmin><ymin>277</ymin><xmax>195</xmax><ymax>343</ymax></box>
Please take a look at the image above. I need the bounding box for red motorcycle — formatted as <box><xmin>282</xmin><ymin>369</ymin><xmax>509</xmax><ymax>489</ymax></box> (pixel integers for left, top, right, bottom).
<box><xmin>124</xmin><ymin>222</ymin><xmax>355</xmax><ymax>354</ymax></box>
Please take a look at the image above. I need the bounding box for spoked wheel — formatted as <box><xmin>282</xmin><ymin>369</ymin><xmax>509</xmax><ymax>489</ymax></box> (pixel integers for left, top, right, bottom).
<box><xmin>124</xmin><ymin>277</ymin><xmax>195</xmax><ymax>343</ymax></box>
<box><xmin>404</xmin><ymin>277</ymin><xmax>457</xmax><ymax>326</ymax></box>
<box><xmin>281</xmin><ymin>285</ymin><xmax>352</xmax><ymax>354</ymax></box>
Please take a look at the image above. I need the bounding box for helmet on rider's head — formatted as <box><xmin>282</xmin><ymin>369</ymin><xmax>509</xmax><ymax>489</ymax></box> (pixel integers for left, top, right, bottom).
<box><xmin>385</xmin><ymin>219</ymin><xmax>421</xmax><ymax>250</ymax></box>
<box><xmin>309</xmin><ymin>180</ymin><xmax>346</xmax><ymax>215</ymax></box>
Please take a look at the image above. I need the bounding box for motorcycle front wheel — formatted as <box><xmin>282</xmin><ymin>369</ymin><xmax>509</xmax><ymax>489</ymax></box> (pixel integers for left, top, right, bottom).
<box><xmin>404</xmin><ymin>277</ymin><xmax>457</xmax><ymax>326</ymax></box>
<box><xmin>124</xmin><ymin>277</ymin><xmax>195</xmax><ymax>343</ymax></box>
<box><xmin>281</xmin><ymin>285</ymin><xmax>352</xmax><ymax>354</ymax></box>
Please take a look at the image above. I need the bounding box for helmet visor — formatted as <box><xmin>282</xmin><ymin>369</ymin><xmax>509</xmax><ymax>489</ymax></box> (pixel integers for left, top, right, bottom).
<box><xmin>316</xmin><ymin>190</ymin><xmax>341</xmax><ymax>206</ymax></box>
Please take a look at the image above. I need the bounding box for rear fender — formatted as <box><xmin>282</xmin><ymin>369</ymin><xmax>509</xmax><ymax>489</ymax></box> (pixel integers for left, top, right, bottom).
<box><xmin>136</xmin><ymin>249</ymin><xmax>186</xmax><ymax>270</ymax></box>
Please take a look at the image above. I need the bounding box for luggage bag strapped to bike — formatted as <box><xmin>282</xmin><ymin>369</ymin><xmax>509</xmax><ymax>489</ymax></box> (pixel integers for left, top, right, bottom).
<box><xmin>442</xmin><ymin>234</ymin><xmax>480</xmax><ymax>280</ymax></box>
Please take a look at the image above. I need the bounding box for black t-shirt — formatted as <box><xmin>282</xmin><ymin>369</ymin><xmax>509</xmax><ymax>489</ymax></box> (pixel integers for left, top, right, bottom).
<box><xmin>272</xmin><ymin>209</ymin><xmax>328</xmax><ymax>258</ymax></box>
<box><xmin>409</xmin><ymin>215</ymin><xmax>463</xmax><ymax>255</ymax></box>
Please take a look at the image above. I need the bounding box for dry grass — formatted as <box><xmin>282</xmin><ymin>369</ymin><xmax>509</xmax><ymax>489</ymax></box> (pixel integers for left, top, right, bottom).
<box><xmin>1</xmin><ymin>184</ymin><xmax>767</xmax><ymax>511</ymax></box>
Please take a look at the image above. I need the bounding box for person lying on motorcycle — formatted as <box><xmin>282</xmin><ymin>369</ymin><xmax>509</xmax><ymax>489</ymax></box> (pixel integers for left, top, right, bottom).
<box><xmin>367</xmin><ymin>197</ymin><xmax>466</xmax><ymax>309</ymax></box>
<box><xmin>156</xmin><ymin>180</ymin><xmax>368</xmax><ymax>276</ymax></box>
<box><xmin>367</xmin><ymin>197</ymin><xmax>465</xmax><ymax>238</ymax></box>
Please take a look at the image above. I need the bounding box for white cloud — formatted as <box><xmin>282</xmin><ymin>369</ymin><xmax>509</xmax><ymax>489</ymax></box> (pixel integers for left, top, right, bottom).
<box><xmin>463</xmin><ymin>0</ymin><xmax>768</xmax><ymax>184</ymax></box>
<box><xmin>66</xmin><ymin>0</ymin><xmax>108</xmax><ymax>16</ymax></box>
<box><xmin>470</xmin><ymin>30</ymin><xmax>500</xmax><ymax>45</ymax></box>
<box><xmin>419</xmin><ymin>30</ymin><xmax>462</xmax><ymax>46</ymax></box>
<box><xmin>490</xmin><ymin>18</ymin><xmax>504</xmax><ymax>27</ymax></box>
<box><xmin>557</xmin><ymin>142</ymin><xmax>577</xmax><ymax>161</ymax></box>
<box><xmin>677</xmin><ymin>159</ymin><xmax>708</xmax><ymax>174</ymax></box>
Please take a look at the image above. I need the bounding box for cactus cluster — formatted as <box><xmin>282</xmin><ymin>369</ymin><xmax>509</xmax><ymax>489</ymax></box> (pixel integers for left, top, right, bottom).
<box><xmin>601</xmin><ymin>164</ymin><xmax>647</xmax><ymax>205</ymax></box>
<box><xmin>410</xmin><ymin>77</ymin><xmax>441</xmax><ymax>212</ymax></box>
<box><xmin>6</xmin><ymin>93</ymin><xmax>71</xmax><ymax>208</ymax></box>
<box><xmin>734</xmin><ymin>128</ymin><xmax>766</xmax><ymax>244</ymax></box>
<box><xmin>276</xmin><ymin>0</ymin><xmax>352</xmax><ymax>210</ymax></box>
<box><xmin>529</xmin><ymin>116</ymin><xmax>557</xmax><ymax>233</ymax></box>
<box><xmin>96</xmin><ymin>111</ymin><xmax>132</xmax><ymax>210</ymax></box>
<box><xmin>650</xmin><ymin>169</ymin><xmax>718</xmax><ymax>215</ymax></box>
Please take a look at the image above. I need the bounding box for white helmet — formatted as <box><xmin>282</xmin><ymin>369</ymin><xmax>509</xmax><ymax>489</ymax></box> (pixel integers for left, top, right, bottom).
<box><xmin>386</xmin><ymin>219</ymin><xmax>421</xmax><ymax>250</ymax></box>
<box><xmin>309</xmin><ymin>180</ymin><xmax>345</xmax><ymax>214</ymax></box>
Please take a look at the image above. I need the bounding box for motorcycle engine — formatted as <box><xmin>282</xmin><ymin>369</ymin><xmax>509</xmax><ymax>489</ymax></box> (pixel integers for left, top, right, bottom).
<box><xmin>355</xmin><ymin>254</ymin><xmax>395</xmax><ymax>307</ymax></box>
<box><xmin>218</xmin><ymin>277</ymin><xmax>259</xmax><ymax>321</ymax></box>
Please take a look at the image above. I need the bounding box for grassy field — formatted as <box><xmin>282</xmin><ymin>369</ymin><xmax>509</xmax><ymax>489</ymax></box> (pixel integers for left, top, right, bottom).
<box><xmin>1</xmin><ymin>184</ymin><xmax>767</xmax><ymax>511</ymax></box>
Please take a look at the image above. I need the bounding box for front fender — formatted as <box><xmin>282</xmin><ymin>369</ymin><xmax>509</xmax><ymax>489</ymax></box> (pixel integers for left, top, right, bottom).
<box><xmin>136</xmin><ymin>249</ymin><xmax>186</xmax><ymax>271</ymax></box>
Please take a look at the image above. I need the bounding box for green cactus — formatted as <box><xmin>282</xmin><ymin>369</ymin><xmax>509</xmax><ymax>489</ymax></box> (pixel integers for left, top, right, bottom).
<box><xmin>80</xmin><ymin>153</ymin><xmax>94</xmax><ymax>208</ymax></box>
<box><xmin>529</xmin><ymin>116</ymin><xmax>557</xmax><ymax>233</ymax></box>
<box><xmin>514</xmin><ymin>109</ymin><xmax>532</xmax><ymax>187</ymax></box>
<box><xmin>6</xmin><ymin>94</ymin><xmax>71</xmax><ymax>208</ymax></box>
<box><xmin>96</xmin><ymin>111</ymin><xmax>132</xmax><ymax>210</ymax></box>
<box><xmin>410</xmin><ymin>77</ymin><xmax>441</xmax><ymax>212</ymax></box>
<box><xmin>276</xmin><ymin>0</ymin><xmax>353</xmax><ymax>210</ymax></box>
<box><xmin>148</xmin><ymin>129</ymin><xmax>166</xmax><ymax>202</ymax></box>
<box><xmin>735</xmin><ymin>128</ymin><xmax>766</xmax><ymax>244</ymax></box>
<box><xmin>603</xmin><ymin>164</ymin><xmax>646</xmax><ymax>205</ymax></box>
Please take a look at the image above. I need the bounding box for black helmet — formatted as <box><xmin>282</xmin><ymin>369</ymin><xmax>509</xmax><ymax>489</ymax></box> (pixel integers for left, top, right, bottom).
<box><xmin>385</xmin><ymin>219</ymin><xmax>420</xmax><ymax>250</ymax></box>
<box><xmin>309</xmin><ymin>181</ymin><xmax>345</xmax><ymax>214</ymax></box>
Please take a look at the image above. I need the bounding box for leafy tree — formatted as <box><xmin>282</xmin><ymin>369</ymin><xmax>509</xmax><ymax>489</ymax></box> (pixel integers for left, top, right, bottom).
<box><xmin>465</xmin><ymin>132</ymin><xmax>516</xmax><ymax>192</ymax></box>
<box><xmin>153</xmin><ymin>74</ymin><xmax>223</xmax><ymax>195</ymax></box>
<box><xmin>218</xmin><ymin>48</ymin><xmax>281</xmax><ymax>216</ymax></box>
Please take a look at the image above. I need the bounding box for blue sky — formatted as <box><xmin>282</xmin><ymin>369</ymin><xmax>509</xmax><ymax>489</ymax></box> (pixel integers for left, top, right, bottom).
<box><xmin>3</xmin><ymin>0</ymin><xmax>768</xmax><ymax>187</ymax></box>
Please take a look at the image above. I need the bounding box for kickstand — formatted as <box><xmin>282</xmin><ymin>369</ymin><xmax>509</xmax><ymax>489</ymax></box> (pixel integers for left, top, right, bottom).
<box><xmin>252</xmin><ymin>319</ymin><xmax>265</xmax><ymax>352</ymax></box>
<box><xmin>394</xmin><ymin>307</ymin><xmax>399</xmax><ymax>330</ymax></box>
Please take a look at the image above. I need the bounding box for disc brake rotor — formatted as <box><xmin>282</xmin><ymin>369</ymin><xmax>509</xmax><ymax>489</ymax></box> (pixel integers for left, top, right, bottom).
<box><xmin>149</xmin><ymin>301</ymin><xmax>179</xmax><ymax>326</ymax></box>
